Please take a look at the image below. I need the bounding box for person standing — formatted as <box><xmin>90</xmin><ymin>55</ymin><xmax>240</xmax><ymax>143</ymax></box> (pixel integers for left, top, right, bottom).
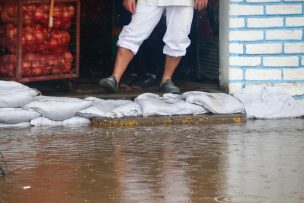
<box><xmin>100</xmin><ymin>0</ymin><xmax>208</xmax><ymax>93</ymax></box>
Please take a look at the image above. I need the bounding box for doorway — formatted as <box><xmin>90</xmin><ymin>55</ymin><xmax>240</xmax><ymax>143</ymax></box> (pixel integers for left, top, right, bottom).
<box><xmin>78</xmin><ymin>0</ymin><xmax>224</xmax><ymax>94</ymax></box>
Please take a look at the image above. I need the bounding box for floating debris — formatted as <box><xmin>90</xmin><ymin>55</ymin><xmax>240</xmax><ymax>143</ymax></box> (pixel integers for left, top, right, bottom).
<box><xmin>21</xmin><ymin>186</ymin><xmax>32</xmax><ymax>190</ymax></box>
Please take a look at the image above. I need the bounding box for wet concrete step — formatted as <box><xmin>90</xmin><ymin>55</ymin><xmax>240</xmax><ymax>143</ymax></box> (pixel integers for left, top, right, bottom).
<box><xmin>91</xmin><ymin>114</ymin><xmax>246</xmax><ymax>128</ymax></box>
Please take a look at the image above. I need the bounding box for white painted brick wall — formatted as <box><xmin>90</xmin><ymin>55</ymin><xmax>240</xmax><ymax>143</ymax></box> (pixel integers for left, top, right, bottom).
<box><xmin>230</xmin><ymin>56</ymin><xmax>261</xmax><ymax>66</ymax></box>
<box><xmin>229</xmin><ymin>18</ymin><xmax>245</xmax><ymax>28</ymax></box>
<box><xmin>230</xmin><ymin>31</ymin><xmax>264</xmax><ymax>41</ymax></box>
<box><xmin>247</xmin><ymin>18</ymin><xmax>283</xmax><ymax>28</ymax></box>
<box><xmin>283</xmin><ymin>69</ymin><xmax>304</xmax><ymax>80</ymax></box>
<box><xmin>230</xmin><ymin>5</ymin><xmax>264</xmax><ymax>16</ymax></box>
<box><xmin>246</xmin><ymin>43</ymin><xmax>282</xmax><ymax>54</ymax></box>
<box><xmin>227</xmin><ymin>0</ymin><xmax>304</xmax><ymax>98</ymax></box>
<box><xmin>229</xmin><ymin>68</ymin><xmax>243</xmax><ymax>80</ymax></box>
<box><xmin>245</xmin><ymin>69</ymin><xmax>282</xmax><ymax>80</ymax></box>
<box><xmin>266</xmin><ymin>5</ymin><xmax>302</xmax><ymax>15</ymax></box>
<box><xmin>264</xmin><ymin>56</ymin><xmax>299</xmax><ymax>67</ymax></box>
<box><xmin>266</xmin><ymin>30</ymin><xmax>302</xmax><ymax>40</ymax></box>
<box><xmin>230</xmin><ymin>43</ymin><xmax>244</xmax><ymax>54</ymax></box>
<box><xmin>286</xmin><ymin>17</ymin><xmax>304</xmax><ymax>27</ymax></box>
<box><xmin>284</xmin><ymin>43</ymin><xmax>304</xmax><ymax>54</ymax></box>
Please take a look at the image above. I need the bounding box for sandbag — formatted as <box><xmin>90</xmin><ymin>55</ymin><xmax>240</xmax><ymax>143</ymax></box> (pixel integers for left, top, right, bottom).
<box><xmin>134</xmin><ymin>93</ymin><xmax>208</xmax><ymax>117</ymax></box>
<box><xmin>31</xmin><ymin>116</ymin><xmax>91</xmax><ymax>127</ymax></box>
<box><xmin>78</xmin><ymin>97</ymin><xmax>142</xmax><ymax>119</ymax></box>
<box><xmin>183</xmin><ymin>91</ymin><xmax>245</xmax><ymax>114</ymax></box>
<box><xmin>0</xmin><ymin>122</ymin><xmax>31</xmax><ymax>128</ymax></box>
<box><xmin>234</xmin><ymin>87</ymin><xmax>304</xmax><ymax>119</ymax></box>
<box><xmin>0</xmin><ymin>108</ymin><xmax>41</xmax><ymax>124</ymax></box>
<box><xmin>24</xmin><ymin>96</ymin><xmax>93</xmax><ymax>121</ymax></box>
<box><xmin>0</xmin><ymin>80</ymin><xmax>39</xmax><ymax>108</ymax></box>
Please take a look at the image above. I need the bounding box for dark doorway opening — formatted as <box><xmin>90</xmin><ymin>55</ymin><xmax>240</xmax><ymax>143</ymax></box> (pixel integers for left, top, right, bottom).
<box><xmin>63</xmin><ymin>0</ymin><xmax>221</xmax><ymax>96</ymax></box>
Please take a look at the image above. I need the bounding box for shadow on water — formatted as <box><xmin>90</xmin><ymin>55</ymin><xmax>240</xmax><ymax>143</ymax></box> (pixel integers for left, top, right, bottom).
<box><xmin>0</xmin><ymin>119</ymin><xmax>304</xmax><ymax>203</ymax></box>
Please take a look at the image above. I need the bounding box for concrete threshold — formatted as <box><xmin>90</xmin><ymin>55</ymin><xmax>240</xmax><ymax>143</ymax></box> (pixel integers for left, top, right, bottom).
<box><xmin>91</xmin><ymin>114</ymin><xmax>246</xmax><ymax>128</ymax></box>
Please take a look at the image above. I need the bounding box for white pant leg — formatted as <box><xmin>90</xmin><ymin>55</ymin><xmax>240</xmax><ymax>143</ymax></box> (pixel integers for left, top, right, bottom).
<box><xmin>163</xmin><ymin>6</ymin><xmax>194</xmax><ymax>57</ymax></box>
<box><xmin>117</xmin><ymin>4</ymin><xmax>164</xmax><ymax>55</ymax></box>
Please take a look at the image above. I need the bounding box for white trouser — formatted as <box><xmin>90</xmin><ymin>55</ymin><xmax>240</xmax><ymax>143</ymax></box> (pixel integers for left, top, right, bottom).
<box><xmin>117</xmin><ymin>4</ymin><xmax>194</xmax><ymax>57</ymax></box>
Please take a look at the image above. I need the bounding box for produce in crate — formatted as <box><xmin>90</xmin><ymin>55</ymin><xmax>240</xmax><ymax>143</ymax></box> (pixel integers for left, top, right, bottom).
<box><xmin>1</xmin><ymin>23</ymin><xmax>71</xmax><ymax>53</ymax></box>
<box><xmin>0</xmin><ymin>0</ymin><xmax>79</xmax><ymax>81</ymax></box>
<box><xmin>0</xmin><ymin>52</ymin><xmax>73</xmax><ymax>77</ymax></box>
<box><xmin>0</xmin><ymin>3</ymin><xmax>75</xmax><ymax>30</ymax></box>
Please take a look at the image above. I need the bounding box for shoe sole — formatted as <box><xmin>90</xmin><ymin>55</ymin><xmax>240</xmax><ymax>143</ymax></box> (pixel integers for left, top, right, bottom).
<box><xmin>99</xmin><ymin>80</ymin><xmax>118</xmax><ymax>93</ymax></box>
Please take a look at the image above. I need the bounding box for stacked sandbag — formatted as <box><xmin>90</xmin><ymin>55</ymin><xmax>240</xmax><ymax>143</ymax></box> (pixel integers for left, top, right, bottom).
<box><xmin>0</xmin><ymin>80</ymin><xmax>39</xmax><ymax>108</ymax></box>
<box><xmin>0</xmin><ymin>108</ymin><xmax>40</xmax><ymax>124</ymax></box>
<box><xmin>0</xmin><ymin>122</ymin><xmax>32</xmax><ymax>128</ymax></box>
<box><xmin>31</xmin><ymin>117</ymin><xmax>90</xmax><ymax>127</ymax></box>
<box><xmin>78</xmin><ymin>97</ymin><xmax>142</xmax><ymax>119</ymax></box>
<box><xmin>24</xmin><ymin>96</ymin><xmax>92</xmax><ymax>126</ymax></box>
<box><xmin>0</xmin><ymin>81</ymin><xmax>40</xmax><ymax>126</ymax></box>
<box><xmin>1</xmin><ymin>80</ymin><xmax>304</xmax><ymax>128</ymax></box>
<box><xmin>183</xmin><ymin>91</ymin><xmax>245</xmax><ymax>114</ymax></box>
<box><xmin>134</xmin><ymin>93</ymin><xmax>208</xmax><ymax>117</ymax></box>
<box><xmin>234</xmin><ymin>87</ymin><xmax>304</xmax><ymax>119</ymax></box>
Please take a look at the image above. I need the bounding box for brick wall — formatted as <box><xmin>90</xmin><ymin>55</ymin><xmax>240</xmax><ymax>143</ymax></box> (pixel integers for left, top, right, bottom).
<box><xmin>227</xmin><ymin>0</ymin><xmax>304</xmax><ymax>103</ymax></box>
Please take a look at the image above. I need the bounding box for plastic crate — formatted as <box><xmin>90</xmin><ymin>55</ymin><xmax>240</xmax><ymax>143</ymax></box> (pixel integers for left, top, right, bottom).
<box><xmin>0</xmin><ymin>0</ymin><xmax>80</xmax><ymax>83</ymax></box>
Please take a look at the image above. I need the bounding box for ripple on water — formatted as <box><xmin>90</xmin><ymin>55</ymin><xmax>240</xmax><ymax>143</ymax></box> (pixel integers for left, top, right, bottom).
<box><xmin>0</xmin><ymin>119</ymin><xmax>303</xmax><ymax>203</ymax></box>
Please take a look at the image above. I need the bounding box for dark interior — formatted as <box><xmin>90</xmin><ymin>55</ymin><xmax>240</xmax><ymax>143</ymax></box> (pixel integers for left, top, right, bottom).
<box><xmin>78</xmin><ymin>0</ymin><xmax>220</xmax><ymax>93</ymax></box>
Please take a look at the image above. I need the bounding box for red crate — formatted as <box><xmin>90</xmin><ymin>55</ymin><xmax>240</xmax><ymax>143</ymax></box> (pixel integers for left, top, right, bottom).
<box><xmin>0</xmin><ymin>0</ymin><xmax>80</xmax><ymax>83</ymax></box>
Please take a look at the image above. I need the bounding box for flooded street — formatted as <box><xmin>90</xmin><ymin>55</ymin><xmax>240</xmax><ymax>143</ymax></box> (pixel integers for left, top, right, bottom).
<box><xmin>0</xmin><ymin>119</ymin><xmax>304</xmax><ymax>203</ymax></box>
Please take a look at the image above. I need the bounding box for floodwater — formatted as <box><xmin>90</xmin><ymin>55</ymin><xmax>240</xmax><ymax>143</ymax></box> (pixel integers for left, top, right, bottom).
<box><xmin>0</xmin><ymin>120</ymin><xmax>304</xmax><ymax>203</ymax></box>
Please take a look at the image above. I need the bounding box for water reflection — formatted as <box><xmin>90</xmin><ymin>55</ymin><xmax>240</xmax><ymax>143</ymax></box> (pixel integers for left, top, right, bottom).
<box><xmin>0</xmin><ymin>119</ymin><xmax>303</xmax><ymax>203</ymax></box>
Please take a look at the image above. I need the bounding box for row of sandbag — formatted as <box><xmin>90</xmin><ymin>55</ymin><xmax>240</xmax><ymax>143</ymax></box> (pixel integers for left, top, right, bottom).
<box><xmin>0</xmin><ymin>81</ymin><xmax>91</xmax><ymax>127</ymax></box>
<box><xmin>1</xmin><ymin>80</ymin><xmax>304</xmax><ymax>127</ymax></box>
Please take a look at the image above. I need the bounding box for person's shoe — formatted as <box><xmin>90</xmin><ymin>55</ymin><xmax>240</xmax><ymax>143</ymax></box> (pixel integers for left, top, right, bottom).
<box><xmin>159</xmin><ymin>79</ymin><xmax>180</xmax><ymax>94</ymax></box>
<box><xmin>99</xmin><ymin>76</ymin><xmax>118</xmax><ymax>93</ymax></box>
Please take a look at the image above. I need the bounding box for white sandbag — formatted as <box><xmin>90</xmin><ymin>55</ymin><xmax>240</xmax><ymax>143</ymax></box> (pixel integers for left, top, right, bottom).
<box><xmin>234</xmin><ymin>87</ymin><xmax>304</xmax><ymax>119</ymax></box>
<box><xmin>134</xmin><ymin>93</ymin><xmax>208</xmax><ymax>117</ymax></box>
<box><xmin>183</xmin><ymin>91</ymin><xmax>245</xmax><ymax>114</ymax></box>
<box><xmin>0</xmin><ymin>122</ymin><xmax>31</xmax><ymax>128</ymax></box>
<box><xmin>0</xmin><ymin>80</ymin><xmax>39</xmax><ymax>108</ymax></box>
<box><xmin>24</xmin><ymin>96</ymin><xmax>93</xmax><ymax>121</ymax></box>
<box><xmin>78</xmin><ymin>97</ymin><xmax>142</xmax><ymax>118</ymax></box>
<box><xmin>0</xmin><ymin>108</ymin><xmax>41</xmax><ymax>124</ymax></box>
<box><xmin>31</xmin><ymin>116</ymin><xmax>90</xmax><ymax>126</ymax></box>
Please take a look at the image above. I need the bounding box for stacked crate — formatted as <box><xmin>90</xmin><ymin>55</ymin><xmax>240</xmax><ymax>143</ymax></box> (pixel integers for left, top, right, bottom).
<box><xmin>0</xmin><ymin>0</ymin><xmax>80</xmax><ymax>83</ymax></box>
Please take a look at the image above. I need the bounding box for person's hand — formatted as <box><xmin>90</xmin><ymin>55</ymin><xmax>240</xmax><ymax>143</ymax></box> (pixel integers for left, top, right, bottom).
<box><xmin>123</xmin><ymin>0</ymin><xmax>136</xmax><ymax>14</ymax></box>
<box><xmin>194</xmin><ymin>0</ymin><xmax>208</xmax><ymax>11</ymax></box>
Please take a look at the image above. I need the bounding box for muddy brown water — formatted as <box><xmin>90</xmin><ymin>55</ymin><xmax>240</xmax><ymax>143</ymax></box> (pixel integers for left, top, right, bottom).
<box><xmin>0</xmin><ymin>119</ymin><xmax>304</xmax><ymax>203</ymax></box>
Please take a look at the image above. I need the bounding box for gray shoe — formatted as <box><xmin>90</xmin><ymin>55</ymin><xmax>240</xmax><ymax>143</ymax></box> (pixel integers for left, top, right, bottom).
<box><xmin>99</xmin><ymin>76</ymin><xmax>118</xmax><ymax>93</ymax></box>
<box><xmin>159</xmin><ymin>79</ymin><xmax>180</xmax><ymax>94</ymax></box>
